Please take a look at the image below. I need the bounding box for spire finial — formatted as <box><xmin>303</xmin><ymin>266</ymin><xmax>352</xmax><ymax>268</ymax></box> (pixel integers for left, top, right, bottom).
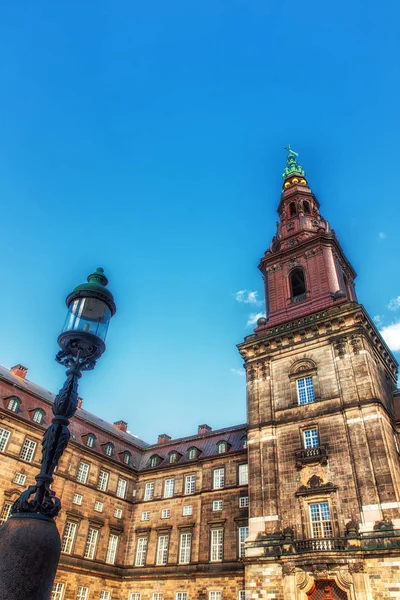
<box><xmin>282</xmin><ymin>145</ymin><xmax>305</xmax><ymax>180</ymax></box>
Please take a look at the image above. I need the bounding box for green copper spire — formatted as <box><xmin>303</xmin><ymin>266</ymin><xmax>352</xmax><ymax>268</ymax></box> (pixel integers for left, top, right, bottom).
<box><xmin>282</xmin><ymin>145</ymin><xmax>306</xmax><ymax>180</ymax></box>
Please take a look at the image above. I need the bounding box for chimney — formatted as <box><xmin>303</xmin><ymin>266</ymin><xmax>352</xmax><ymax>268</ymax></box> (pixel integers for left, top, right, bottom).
<box><xmin>77</xmin><ymin>397</ymin><xmax>83</xmax><ymax>409</ymax></box>
<box><xmin>114</xmin><ymin>420</ymin><xmax>128</xmax><ymax>432</ymax></box>
<box><xmin>198</xmin><ymin>424</ymin><xmax>212</xmax><ymax>435</ymax></box>
<box><xmin>158</xmin><ymin>433</ymin><xmax>172</xmax><ymax>445</ymax></box>
<box><xmin>10</xmin><ymin>364</ymin><xmax>28</xmax><ymax>379</ymax></box>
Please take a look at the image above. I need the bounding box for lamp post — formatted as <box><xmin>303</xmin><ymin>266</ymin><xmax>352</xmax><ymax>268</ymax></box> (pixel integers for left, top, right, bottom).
<box><xmin>0</xmin><ymin>268</ymin><xmax>116</xmax><ymax>600</ymax></box>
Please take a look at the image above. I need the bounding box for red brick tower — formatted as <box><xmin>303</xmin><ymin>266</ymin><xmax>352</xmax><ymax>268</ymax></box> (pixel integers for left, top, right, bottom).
<box><xmin>256</xmin><ymin>147</ymin><xmax>356</xmax><ymax>330</ymax></box>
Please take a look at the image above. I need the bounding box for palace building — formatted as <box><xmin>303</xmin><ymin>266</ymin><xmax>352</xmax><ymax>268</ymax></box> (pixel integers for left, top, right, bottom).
<box><xmin>0</xmin><ymin>150</ymin><xmax>399</xmax><ymax>600</ymax></box>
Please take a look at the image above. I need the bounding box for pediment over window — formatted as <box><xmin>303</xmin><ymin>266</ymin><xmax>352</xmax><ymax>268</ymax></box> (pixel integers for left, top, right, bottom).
<box><xmin>295</xmin><ymin>474</ymin><xmax>337</xmax><ymax>497</ymax></box>
<box><xmin>289</xmin><ymin>359</ymin><xmax>317</xmax><ymax>379</ymax></box>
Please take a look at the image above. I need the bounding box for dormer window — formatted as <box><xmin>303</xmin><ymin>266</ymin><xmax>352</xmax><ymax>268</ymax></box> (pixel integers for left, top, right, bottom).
<box><xmin>86</xmin><ymin>434</ymin><xmax>96</xmax><ymax>448</ymax></box>
<box><xmin>241</xmin><ymin>436</ymin><xmax>248</xmax><ymax>449</ymax></box>
<box><xmin>6</xmin><ymin>397</ymin><xmax>21</xmax><ymax>413</ymax></box>
<box><xmin>217</xmin><ymin>441</ymin><xmax>228</xmax><ymax>454</ymax></box>
<box><xmin>290</xmin><ymin>268</ymin><xmax>306</xmax><ymax>303</ymax></box>
<box><xmin>303</xmin><ymin>200</ymin><xmax>311</xmax><ymax>214</ymax></box>
<box><xmin>169</xmin><ymin>452</ymin><xmax>178</xmax><ymax>464</ymax></box>
<box><xmin>150</xmin><ymin>455</ymin><xmax>160</xmax><ymax>467</ymax></box>
<box><xmin>289</xmin><ymin>202</ymin><xmax>297</xmax><ymax>217</ymax></box>
<box><xmin>188</xmin><ymin>447</ymin><xmax>198</xmax><ymax>460</ymax></box>
<box><xmin>104</xmin><ymin>443</ymin><xmax>114</xmax><ymax>457</ymax></box>
<box><xmin>32</xmin><ymin>409</ymin><xmax>45</xmax><ymax>424</ymax></box>
<box><xmin>123</xmin><ymin>451</ymin><xmax>132</xmax><ymax>465</ymax></box>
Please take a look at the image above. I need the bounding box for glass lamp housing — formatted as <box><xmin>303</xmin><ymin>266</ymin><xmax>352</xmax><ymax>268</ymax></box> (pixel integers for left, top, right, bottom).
<box><xmin>62</xmin><ymin>297</ymin><xmax>111</xmax><ymax>341</ymax></box>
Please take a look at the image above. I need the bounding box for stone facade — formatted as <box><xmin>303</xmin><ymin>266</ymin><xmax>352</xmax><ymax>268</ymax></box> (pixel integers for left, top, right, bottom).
<box><xmin>0</xmin><ymin>151</ymin><xmax>399</xmax><ymax>599</ymax></box>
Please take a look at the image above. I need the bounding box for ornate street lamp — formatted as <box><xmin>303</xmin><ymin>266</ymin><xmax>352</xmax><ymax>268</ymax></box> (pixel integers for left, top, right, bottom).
<box><xmin>0</xmin><ymin>268</ymin><xmax>116</xmax><ymax>600</ymax></box>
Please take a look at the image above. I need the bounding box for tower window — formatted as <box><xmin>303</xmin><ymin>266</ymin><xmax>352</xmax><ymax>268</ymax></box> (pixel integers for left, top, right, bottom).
<box><xmin>303</xmin><ymin>200</ymin><xmax>311</xmax><ymax>214</ymax></box>
<box><xmin>309</xmin><ymin>502</ymin><xmax>333</xmax><ymax>539</ymax></box>
<box><xmin>289</xmin><ymin>202</ymin><xmax>297</xmax><ymax>217</ymax></box>
<box><xmin>290</xmin><ymin>268</ymin><xmax>306</xmax><ymax>303</ymax></box>
<box><xmin>297</xmin><ymin>377</ymin><xmax>315</xmax><ymax>405</ymax></box>
<box><xmin>303</xmin><ymin>428</ymin><xmax>319</xmax><ymax>448</ymax></box>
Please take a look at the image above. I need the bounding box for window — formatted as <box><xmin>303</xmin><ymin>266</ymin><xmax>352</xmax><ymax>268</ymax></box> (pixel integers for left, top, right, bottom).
<box><xmin>141</xmin><ymin>511</ymin><xmax>150</xmax><ymax>521</ymax></box>
<box><xmin>303</xmin><ymin>200</ymin><xmax>311</xmax><ymax>214</ymax></box>
<box><xmin>144</xmin><ymin>482</ymin><xmax>154</xmax><ymax>501</ymax></box>
<box><xmin>161</xmin><ymin>508</ymin><xmax>171</xmax><ymax>519</ymax></box>
<box><xmin>238</xmin><ymin>526</ymin><xmax>249</xmax><ymax>558</ymax></box>
<box><xmin>135</xmin><ymin>537</ymin><xmax>148</xmax><ymax>566</ymax></box>
<box><xmin>32</xmin><ymin>409</ymin><xmax>45</xmax><ymax>424</ymax></box>
<box><xmin>289</xmin><ymin>201</ymin><xmax>297</xmax><ymax>217</ymax></box>
<box><xmin>84</xmin><ymin>527</ymin><xmax>99</xmax><ymax>560</ymax></box>
<box><xmin>97</xmin><ymin>470</ymin><xmax>109</xmax><ymax>491</ymax></box>
<box><xmin>100</xmin><ymin>592</ymin><xmax>111</xmax><ymax>600</ymax></box>
<box><xmin>77</xmin><ymin>461</ymin><xmax>90</xmax><ymax>484</ymax></box>
<box><xmin>209</xmin><ymin>594</ymin><xmax>221</xmax><ymax>600</ymax></box>
<box><xmin>238</xmin><ymin>464</ymin><xmax>248</xmax><ymax>485</ymax></box>
<box><xmin>297</xmin><ymin>377</ymin><xmax>315</xmax><ymax>405</ymax></box>
<box><xmin>185</xmin><ymin>474</ymin><xmax>196</xmax><ymax>495</ymax></box>
<box><xmin>72</xmin><ymin>494</ymin><xmax>83</xmax><ymax>506</ymax></box>
<box><xmin>156</xmin><ymin>534</ymin><xmax>169</xmax><ymax>565</ymax></box>
<box><xmin>123</xmin><ymin>451</ymin><xmax>132</xmax><ymax>465</ymax></box>
<box><xmin>116</xmin><ymin>478</ymin><xmax>127</xmax><ymax>498</ymax></box>
<box><xmin>213</xmin><ymin>500</ymin><xmax>223</xmax><ymax>511</ymax></box>
<box><xmin>303</xmin><ymin>428</ymin><xmax>319</xmax><ymax>449</ymax></box>
<box><xmin>239</xmin><ymin>496</ymin><xmax>249</xmax><ymax>508</ymax></box>
<box><xmin>150</xmin><ymin>455</ymin><xmax>160</xmax><ymax>467</ymax></box>
<box><xmin>51</xmin><ymin>583</ymin><xmax>65</xmax><ymax>600</ymax></box>
<box><xmin>14</xmin><ymin>472</ymin><xmax>27</xmax><ymax>486</ymax></box>
<box><xmin>164</xmin><ymin>478</ymin><xmax>175</xmax><ymax>498</ymax></box>
<box><xmin>210</xmin><ymin>528</ymin><xmax>223</xmax><ymax>562</ymax></box>
<box><xmin>290</xmin><ymin>268</ymin><xmax>306</xmax><ymax>302</ymax></box>
<box><xmin>76</xmin><ymin>586</ymin><xmax>89</xmax><ymax>600</ymax></box>
<box><xmin>106</xmin><ymin>533</ymin><xmax>119</xmax><ymax>564</ymax></box>
<box><xmin>217</xmin><ymin>441</ymin><xmax>227</xmax><ymax>454</ymax></box>
<box><xmin>114</xmin><ymin>508</ymin><xmax>123</xmax><ymax>519</ymax></box>
<box><xmin>241</xmin><ymin>436</ymin><xmax>247</xmax><ymax>449</ymax></box>
<box><xmin>238</xmin><ymin>591</ymin><xmax>245</xmax><ymax>600</ymax></box>
<box><xmin>104</xmin><ymin>443</ymin><xmax>114</xmax><ymax>457</ymax></box>
<box><xmin>94</xmin><ymin>501</ymin><xmax>104</xmax><ymax>512</ymax></box>
<box><xmin>176</xmin><ymin>594</ymin><xmax>188</xmax><ymax>600</ymax></box>
<box><xmin>19</xmin><ymin>438</ymin><xmax>37</xmax><ymax>462</ymax></box>
<box><xmin>213</xmin><ymin>468</ymin><xmax>225</xmax><ymax>489</ymax></box>
<box><xmin>188</xmin><ymin>447</ymin><xmax>198</xmax><ymax>460</ymax></box>
<box><xmin>61</xmin><ymin>521</ymin><xmax>78</xmax><ymax>554</ymax></box>
<box><xmin>6</xmin><ymin>396</ymin><xmax>20</xmax><ymax>412</ymax></box>
<box><xmin>130</xmin><ymin>595</ymin><xmax>141</xmax><ymax>600</ymax></box>
<box><xmin>169</xmin><ymin>452</ymin><xmax>178</xmax><ymax>464</ymax></box>
<box><xmin>183</xmin><ymin>505</ymin><xmax>193</xmax><ymax>516</ymax></box>
<box><xmin>153</xmin><ymin>595</ymin><xmax>163</xmax><ymax>600</ymax></box>
<box><xmin>179</xmin><ymin>532</ymin><xmax>192</xmax><ymax>564</ymax></box>
<box><xmin>0</xmin><ymin>427</ymin><xmax>11</xmax><ymax>452</ymax></box>
<box><xmin>86</xmin><ymin>434</ymin><xmax>95</xmax><ymax>448</ymax></box>
<box><xmin>0</xmin><ymin>501</ymin><xmax>12</xmax><ymax>524</ymax></box>
<box><xmin>309</xmin><ymin>502</ymin><xmax>333</xmax><ymax>539</ymax></box>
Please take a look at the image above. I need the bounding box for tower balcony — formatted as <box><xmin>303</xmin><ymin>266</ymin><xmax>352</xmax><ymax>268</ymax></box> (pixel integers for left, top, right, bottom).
<box><xmin>295</xmin><ymin>445</ymin><xmax>328</xmax><ymax>468</ymax></box>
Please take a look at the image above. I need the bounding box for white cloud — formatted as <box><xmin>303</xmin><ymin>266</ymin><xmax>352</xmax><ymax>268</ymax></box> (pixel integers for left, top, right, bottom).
<box><xmin>380</xmin><ymin>322</ymin><xmax>400</xmax><ymax>352</ymax></box>
<box><xmin>379</xmin><ymin>232</ymin><xmax>387</xmax><ymax>240</ymax></box>
<box><xmin>388</xmin><ymin>296</ymin><xmax>400</xmax><ymax>311</ymax></box>
<box><xmin>230</xmin><ymin>367</ymin><xmax>245</xmax><ymax>377</ymax></box>
<box><xmin>246</xmin><ymin>312</ymin><xmax>265</xmax><ymax>327</ymax></box>
<box><xmin>373</xmin><ymin>315</ymin><xmax>384</xmax><ymax>327</ymax></box>
<box><xmin>235</xmin><ymin>290</ymin><xmax>262</xmax><ymax>305</ymax></box>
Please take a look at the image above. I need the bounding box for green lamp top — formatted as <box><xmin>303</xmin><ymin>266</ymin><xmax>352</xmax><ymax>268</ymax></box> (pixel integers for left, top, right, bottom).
<box><xmin>282</xmin><ymin>145</ymin><xmax>306</xmax><ymax>180</ymax></box>
<box><xmin>67</xmin><ymin>268</ymin><xmax>116</xmax><ymax>315</ymax></box>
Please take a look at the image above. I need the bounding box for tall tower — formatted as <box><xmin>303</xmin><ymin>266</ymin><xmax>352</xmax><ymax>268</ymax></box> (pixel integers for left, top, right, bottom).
<box><xmin>238</xmin><ymin>149</ymin><xmax>400</xmax><ymax>600</ymax></box>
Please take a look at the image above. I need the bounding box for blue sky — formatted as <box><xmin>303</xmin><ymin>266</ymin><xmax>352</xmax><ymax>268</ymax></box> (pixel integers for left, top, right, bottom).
<box><xmin>0</xmin><ymin>1</ymin><xmax>399</xmax><ymax>443</ymax></box>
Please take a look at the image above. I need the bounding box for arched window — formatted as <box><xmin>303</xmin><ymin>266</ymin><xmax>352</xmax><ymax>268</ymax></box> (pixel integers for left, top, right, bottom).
<box><xmin>123</xmin><ymin>451</ymin><xmax>132</xmax><ymax>465</ymax></box>
<box><xmin>169</xmin><ymin>452</ymin><xmax>178</xmax><ymax>464</ymax></box>
<box><xmin>241</xmin><ymin>436</ymin><xmax>248</xmax><ymax>449</ymax></box>
<box><xmin>104</xmin><ymin>443</ymin><xmax>114</xmax><ymax>457</ymax></box>
<box><xmin>290</xmin><ymin>268</ymin><xmax>306</xmax><ymax>303</ymax></box>
<box><xmin>188</xmin><ymin>447</ymin><xmax>198</xmax><ymax>460</ymax></box>
<box><xmin>289</xmin><ymin>202</ymin><xmax>297</xmax><ymax>217</ymax></box>
<box><xmin>6</xmin><ymin>397</ymin><xmax>20</xmax><ymax>413</ymax></box>
<box><xmin>303</xmin><ymin>200</ymin><xmax>311</xmax><ymax>214</ymax></box>
<box><xmin>86</xmin><ymin>434</ymin><xmax>96</xmax><ymax>448</ymax></box>
<box><xmin>217</xmin><ymin>441</ymin><xmax>228</xmax><ymax>454</ymax></box>
<box><xmin>32</xmin><ymin>409</ymin><xmax>45</xmax><ymax>424</ymax></box>
<box><xmin>150</xmin><ymin>455</ymin><xmax>160</xmax><ymax>467</ymax></box>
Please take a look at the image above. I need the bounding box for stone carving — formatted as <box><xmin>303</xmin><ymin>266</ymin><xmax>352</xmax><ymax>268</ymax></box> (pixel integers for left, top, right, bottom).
<box><xmin>333</xmin><ymin>339</ymin><xmax>346</xmax><ymax>358</ymax></box>
<box><xmin>348</xmin><ymin>561</ymin><xmax>365</xmax><ymax>573</ymax></box>
<box><xmin>296</xmin><ymin>475</ymin><xmax>337</xmax><ymax>497</ymax></box>
<box><xmin>345</xmin><ymin>518</ymin><xmax>360</xmax><ymax>537</ymax></box>
<box><xmin>282</xmin><ymin>562</ymin><xmax>296</xmax><ymax>576</ymax></box>
<box><xmin>373</xmin><ymin>519</ymin><xmax>394</xmax><ymax>531</ymax></box>
<box><xmin>350</xmin><ymin>337</ymin><xmax>360</xmax><ymax>354</ymax></box>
